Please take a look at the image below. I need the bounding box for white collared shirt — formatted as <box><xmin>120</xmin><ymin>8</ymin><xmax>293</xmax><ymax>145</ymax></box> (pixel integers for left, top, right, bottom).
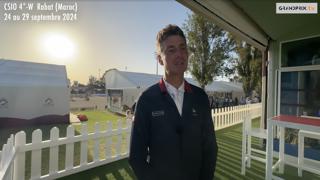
<box><xmin>164</xmin><ymin>79</ymin><xmax>184</xmax><ymax>115</ymax></box>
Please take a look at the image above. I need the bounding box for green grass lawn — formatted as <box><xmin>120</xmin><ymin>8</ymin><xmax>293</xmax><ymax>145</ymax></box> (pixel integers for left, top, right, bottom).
<box><xmin>72</xmin><ymin>110</ymin><xmax>127</xmax><ymax>132</ymax></box>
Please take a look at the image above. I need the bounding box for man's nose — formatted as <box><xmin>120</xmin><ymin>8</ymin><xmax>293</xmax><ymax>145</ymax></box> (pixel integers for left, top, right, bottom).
<box><xmin>176</xmin><ymin>48</ymin><xmax>185</xmax><ymax>58</ymax></box>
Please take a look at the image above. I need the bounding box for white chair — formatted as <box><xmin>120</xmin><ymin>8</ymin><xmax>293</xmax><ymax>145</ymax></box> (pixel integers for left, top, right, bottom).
<box><xmin>241</xmin><ymin>112</ymin><xmax>267</xmax><ymax>175</ymax></box>
<box><xmin>298</xmin><ymin>130</ymin><xmax>320</xmax><ymax>177</ymax></box>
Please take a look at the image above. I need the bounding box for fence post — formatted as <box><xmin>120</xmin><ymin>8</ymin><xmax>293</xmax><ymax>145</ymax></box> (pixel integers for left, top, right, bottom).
<box><xmin>116</xmin><ymin>120</ymin><xmax>123</xmax><ymax>156</ymax></box>
<box><xmin>93</xmin><ymin>123</ymin><xmax>100</xmax><ymax>162</ymax></box>
<box><xmin>228</xmin><ymin>107</ymin><xmax>230</xmax><ymax>125</ymax></box>
<box><xmin>126</xmin><ymin>119</ymin><xmax>132</xmax><ymax>154</ymax></box>
<box><xmin>105</xmin><ymin>121</ymin><xmax>113</xmax><ymax>159</ymax></box>
<box><xmin>0</xmin><ymin>135</ymin><xmax>14</xmax><ymax>180</ymax></box>
<box><xmin>31</xmin><ymin>129</ymin><xmax>42</xmax><ymax>179</ymax></box>
<box><xmin>7</xmin><ymin>135</ymin><xmax>14</xmax><ymax>180</ymax></box>
<box><xmin>223</xmin><ymin>107</ymin><xmax>226</xmax><ymax>128</ymax></box>
<box><xmin>49</xmin><ymin>127</ymin><xmax>59</xmax><ymax>175</ymax></box>
<box><xmin>216</xmin><ymin>108</ymin><xmax>220</xmax><ymax>130</ymax></box>
<box><xmin>65</xmin><ymin>125</ymin><xmax>75</xmax><ymax>170</ymax></box>
<box><xmin>211</xmin><ymin>109</ymin><xmax>215</xmax><ymax>129</ymax></box>
<box><xmin>235</xmin><ymin>106</ymin><xmax>238</xmax><ymax>124</ymax></box>
<box><xmin>80</xmin><ymin>124</ymin><xmax>88</xmax><ymax>166</ymax></box>
<box><xmin>0</xmin><ymin>143</ymin><xmax>7</xmax><ymax>175</ymax></box>
<box><xmin>13</xmin><ymin>131</ymin><xmax>26</xmax><ymax>180</ymax></box>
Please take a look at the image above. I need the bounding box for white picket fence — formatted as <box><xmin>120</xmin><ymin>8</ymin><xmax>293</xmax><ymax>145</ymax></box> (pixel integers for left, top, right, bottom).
<box><xmin>213</xmin><ymin>103</ymin><xmax>262</xmax><ymax>130</ymax></box>
<box><xmin>0</xmin><ymin>119</ymin><xmax>131</xmax><ymax>180</ymax></box>
<box><xmin>0</xmin><ymin>135</ymin><xmax>15</xmax><ymax>180</ymax></box>
<box><xmin>0</xmin><ymin>103</ymin><xmax>261</xmax><ymax>180</ymax></box>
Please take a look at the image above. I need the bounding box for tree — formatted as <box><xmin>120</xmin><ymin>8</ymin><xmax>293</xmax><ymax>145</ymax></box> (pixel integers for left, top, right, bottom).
<box><xmin>87</xmin><ymin>75</ymin><xmax>105</xmax><ymax>94</ymax></box>
<box><xmin>183</xmin><ymin>13</ymin><xmax>234</xmax><ymax>89</ymax></box>
<box><xmin>72</xmin><ymin>80</ymin><xmax>79</xmax><ymax>87</ymax></box>
<box><xmin>96</xmin><ymin>76</ymin><xmax>106</xmax><ymax>93</ymax></box>
<box><xmin>86</xmin><ymin>75</ymin><xmax>96</xmax><ymax>93</ymax></box>
<box><xmin>235</xmin><ymin>41</ymin><xmax>262</xmax><ymax>97</ymax></box>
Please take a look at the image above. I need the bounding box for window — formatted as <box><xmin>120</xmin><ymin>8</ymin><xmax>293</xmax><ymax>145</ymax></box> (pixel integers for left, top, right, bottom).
<box><xmin>279</xmin><ymin>36</ymin><xmax>320</xmax><ymax>117</ymax></box>
<box><xmin>280</xmin><ymin>70</ymin><xmax>320</xmax><ymax>116</ymax></box>
<box><xmin>281</xmin><ymin>36</ymin><xmax>320</xmax><ymax>67</ymax></box>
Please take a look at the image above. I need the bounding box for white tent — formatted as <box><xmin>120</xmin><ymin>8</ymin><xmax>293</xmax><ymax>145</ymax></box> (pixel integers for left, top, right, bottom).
<box><xmin>104</xmin><ymin>69</ymin><xmax>162</xmax><ymax>89</ymax></box>
<box><xmin>0</xmin><ymin>59</ymin><xmax>69</xmax><ymax>127</ymax></box>
<box><xmin>104</xmin><ymin>68</ymin><xmax>243</xmax><ymax>92</ymax></box>
<box><xmin>104</xmin><ymin>69</ymin><xmax>244</xmax><ymax>112</ymax></box>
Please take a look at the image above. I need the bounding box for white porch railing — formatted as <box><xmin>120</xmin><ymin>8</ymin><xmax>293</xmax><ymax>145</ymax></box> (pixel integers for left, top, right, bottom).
<box><xmin>213</xmin><ymin>103</ymin><xmax>262</xmax><ymax>130</ymax></box>
<box><xmin>0</xmin><ymin>119</ymin><xmax>131</xmax><ymax>180</ymax></box>
<box><xmin>0</xmin><ymin>103</ymin><xmax>261</xmax><ymax>180</ymax></box>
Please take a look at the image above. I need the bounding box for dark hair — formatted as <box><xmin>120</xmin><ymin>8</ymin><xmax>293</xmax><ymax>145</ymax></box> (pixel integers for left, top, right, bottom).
<box><xmin>156</xmin><ymin>24</ymin><xmax>186</xmax><ymax>54</ymax></box>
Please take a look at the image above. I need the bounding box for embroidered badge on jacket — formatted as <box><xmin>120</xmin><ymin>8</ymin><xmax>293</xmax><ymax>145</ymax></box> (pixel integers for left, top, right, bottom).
<box><xmin>152</xmin><ymin>110</ymin><xmax>165</xmax><ymax>117</ymax></box>
<box><xmin>192</xmin><ymin>108</ymin><xmax>199</xmax><ymax>116</ymax></box>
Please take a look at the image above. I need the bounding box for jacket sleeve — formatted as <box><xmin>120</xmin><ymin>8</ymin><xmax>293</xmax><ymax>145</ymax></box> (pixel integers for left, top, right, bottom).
<box><xmin>129</xmin><ymin>94</ymin><xmax>151</xmax><ymax>180</ymax></box>
<box><xmin>200</xmin><ymin>94</ymin><xmax>218</xmax><ymax>180</ymax></box>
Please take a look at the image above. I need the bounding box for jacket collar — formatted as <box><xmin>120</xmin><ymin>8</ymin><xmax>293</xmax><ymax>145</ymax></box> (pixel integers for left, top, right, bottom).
<box><xmin>159</xmin><ymin>78</ymin><xmax>192</xmax><ymax>94</ymax></box>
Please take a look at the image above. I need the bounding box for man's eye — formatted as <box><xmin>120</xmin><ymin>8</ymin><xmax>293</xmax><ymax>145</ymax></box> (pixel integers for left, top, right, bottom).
<box><xmin>168</xmin><ymin>48</ymin><xmax>176</xmax><ymax>53</ymax></box>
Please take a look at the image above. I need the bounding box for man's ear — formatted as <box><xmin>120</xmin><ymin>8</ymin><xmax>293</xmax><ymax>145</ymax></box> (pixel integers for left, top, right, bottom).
<box><xmin>157</xmin><ymin>54</ymin><xmax>164</xmax><ymax>66</ymax></box>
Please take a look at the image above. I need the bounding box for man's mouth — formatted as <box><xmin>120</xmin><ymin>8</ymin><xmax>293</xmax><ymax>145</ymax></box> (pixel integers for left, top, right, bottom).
<box><xmin>175</xmin><ymin>62</ymin><xmax>185</xmax><ymax>66</ymax></box>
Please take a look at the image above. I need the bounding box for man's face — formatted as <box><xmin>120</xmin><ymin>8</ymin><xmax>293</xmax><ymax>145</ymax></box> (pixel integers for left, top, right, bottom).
<box><xmin>158</xmin><ymin>35</ymin><xmax>188</xmax><ymax>76</ymax></box>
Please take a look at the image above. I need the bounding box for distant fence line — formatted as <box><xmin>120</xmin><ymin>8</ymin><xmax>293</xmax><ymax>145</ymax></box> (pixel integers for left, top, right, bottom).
<box><xmin>213</xmin><ymin>103</ymin><xmax>262</xmax><ymax>130</ymax></box>
<box><xmin>0</xmin><ymin>103</ymin><xmax>261</xmax><ymax>180</ymax></box>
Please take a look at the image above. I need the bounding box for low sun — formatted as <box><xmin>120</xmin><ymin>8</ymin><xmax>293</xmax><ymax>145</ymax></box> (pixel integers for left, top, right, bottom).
<box><xmin>42</xmin><ymin>33</ymin><xmax>75</xmax><ymax>61</ymax></box>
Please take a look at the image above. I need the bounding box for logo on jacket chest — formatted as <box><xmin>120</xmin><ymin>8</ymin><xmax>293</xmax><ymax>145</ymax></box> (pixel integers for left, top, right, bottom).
<box><xmin>192</xmin><ymin>108</ymin><xmax>199</xmax><ymax>117</ymax></box>
<box><xmin>152</xmin><ymin>110</ymin><xmax>165</xmax><ymax>117</ymax></box>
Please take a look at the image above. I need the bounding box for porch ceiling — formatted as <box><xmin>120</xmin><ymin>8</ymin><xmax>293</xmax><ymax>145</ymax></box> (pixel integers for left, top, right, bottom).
<box><xmin>177</xmin><ymin>0</ymin><xmax>320</xmax><ymax>50</ymax></box>
<box><xmin>233</xmin><ymin>0</ymin><xmax>320</xmax><ymax>41</ymax></box>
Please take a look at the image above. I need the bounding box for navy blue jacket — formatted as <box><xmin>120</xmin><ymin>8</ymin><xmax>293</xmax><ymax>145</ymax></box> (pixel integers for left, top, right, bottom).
<box><xmin>129</xmin><ymin>79</ymin><xmax>218</xmax><ymax>180</ymax></box>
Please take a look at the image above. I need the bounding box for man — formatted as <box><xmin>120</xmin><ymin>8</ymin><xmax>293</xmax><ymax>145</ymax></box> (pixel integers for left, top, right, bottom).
<box><xmin>129</xmin><ymin>24</ymin><xmax>218</xmax><ymax>180</ymax></box>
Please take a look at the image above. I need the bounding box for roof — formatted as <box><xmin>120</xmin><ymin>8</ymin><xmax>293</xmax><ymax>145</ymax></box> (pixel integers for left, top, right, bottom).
<box><xmin>121</xmin><ymin>71</ymin><xmax>162</xmax><ymax>88</ymax></box>
<box><xmin>177</xmin><ymin>0</ymin><xmax>320</xmax><ymax>50</ymax></box>
<box><xmin>104</xmin><ymin>69</ymin><xmax>243</xmax><ymax>92</ymax></box>
<box><xmin>0</xmin><ymin>59</ymin><xmax>68</xmax><ymax>86</ymax></box>
<box><xmin>104</xmin><ymin>69</ymin><xmax>162</xmax><ymax>89</ymax></box>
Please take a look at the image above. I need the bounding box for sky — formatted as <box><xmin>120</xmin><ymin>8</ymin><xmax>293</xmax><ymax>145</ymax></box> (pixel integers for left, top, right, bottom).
<box><xmin>0</xmin><ymin>0</ymin><xmax>192</xmax><ymax>84</ymax></box>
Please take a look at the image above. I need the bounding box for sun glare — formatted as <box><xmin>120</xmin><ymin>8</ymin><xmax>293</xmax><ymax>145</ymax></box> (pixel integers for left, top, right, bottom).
<box><xmin>42</xmin><ymin>33</ymin><xmax>75</xmax><ymax>61</ymax></box>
